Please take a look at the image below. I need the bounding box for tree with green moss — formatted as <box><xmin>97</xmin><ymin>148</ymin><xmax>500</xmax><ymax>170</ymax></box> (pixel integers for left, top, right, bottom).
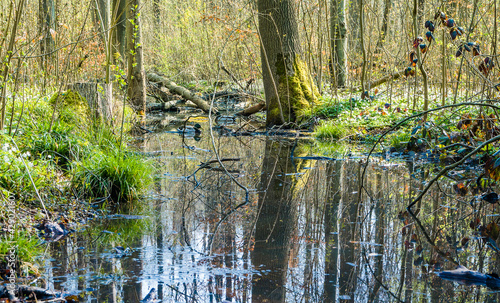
<box><xmin>258</xmin><ymin>0</ymin><xmax>319</xmax><ymax>127</ymax></box>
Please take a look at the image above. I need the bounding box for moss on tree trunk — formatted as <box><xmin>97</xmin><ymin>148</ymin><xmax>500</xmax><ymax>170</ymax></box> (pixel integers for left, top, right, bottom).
<box><xmin>267</xmin><ymin>53</ymin><xmax>319</xmax><ymax>127</ymax></box>
<box><xmin>258</xmin><ymin>0</ymin><xmax>319</xmax><ymax>128</ymax></box>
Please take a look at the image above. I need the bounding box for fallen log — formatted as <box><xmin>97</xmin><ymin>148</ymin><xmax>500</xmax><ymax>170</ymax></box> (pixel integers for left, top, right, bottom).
<box><xmin>235</xmin><ymin>101</ymin><xmax>266</xmax><ymax>116</ymax></box>
<box><xmin>147</xmin><ymin>72</ymin><xmax>218</xmax><ymax>114</ymax></box>
<box><xmin>147</xmin><ymin>82</ymin><xmax>176</xmax><ymax>102</ymax></box>
<box><xmin>146</xmin><ymin>100</ymin><xmax>197</xmax><ymax>112</ymax></box>
<box><xmin>354</xmin><ymin>69</ymin><xmax>405</xmax><ymax>91</ymax></box>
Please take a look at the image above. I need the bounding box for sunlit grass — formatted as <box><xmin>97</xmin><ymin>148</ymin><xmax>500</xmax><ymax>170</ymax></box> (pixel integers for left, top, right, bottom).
<box><xmin>314</xmin><ymin>120</ymin><xmax>351</xmax><ymax>140</ymax></box>
<box><xmin>72</xmin><ymin>150</ymin><xmax>154</xmax><ymax>203</ymax></box>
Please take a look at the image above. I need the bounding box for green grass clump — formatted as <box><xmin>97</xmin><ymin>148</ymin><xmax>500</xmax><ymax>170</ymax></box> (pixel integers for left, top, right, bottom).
<box><xmin>22</xmin><ymin>127</ymin><xmax>89</xmax><ymax>169</ymax></box>
<box><xmin>388</xmin><ymin>131</ymin><xmax>411</xmax><ymax>150</ymax></box>
<box><xmin>313</xmin><ymin>97</ymin><xmax>369</xmax><ymax>119</ymax></box>
<box><xmin>72</xmin><ymin>151</ymin><xmax>154</xmax><ymax>203</ymax></box>
<box><xmin>0</xmin><ymin>231</ymin><xmax>43</xmax><ymax>263</ymax></box>
<box><xmin>314</xmin><ymin>120</ymin><xmax>351</xmax><ymax>140</ymax></box>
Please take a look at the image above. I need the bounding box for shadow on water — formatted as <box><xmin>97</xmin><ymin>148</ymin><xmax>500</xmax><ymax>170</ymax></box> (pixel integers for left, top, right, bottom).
<box><xmin>38</xmin><ymin>120</ymin><xmax>500</xmax><ymax>302</ymax></box>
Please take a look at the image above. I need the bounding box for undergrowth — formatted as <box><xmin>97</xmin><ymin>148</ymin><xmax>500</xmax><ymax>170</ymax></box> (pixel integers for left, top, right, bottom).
<box><xmin>313</xmin><ymin>95</ymin><xmax>414</xmax><ymax>145</ymax></box>
<box><xmin>0</xmin><ymin>90</ymin><xmax>154</xmax><ymax>266</ymax></box>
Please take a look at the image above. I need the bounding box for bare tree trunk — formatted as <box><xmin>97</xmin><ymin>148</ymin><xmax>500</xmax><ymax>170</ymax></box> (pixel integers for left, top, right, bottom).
<box><xmin>94</xmin><ymin>0</ymin><xmax>110</xmax><ymax>42</ymax></box>
<box><xmin>126</xmin><ymin>0</ymin><xmax>145</xmax><ymax>113</ymax></box>
<box><xmin>0</xmin><ymin>0</ymin><xmax>24</xmax><ymax>130</ymax></box>
<box><xmin>412</xmin><ymin>0</ymin><xmax>429</xmax><ymax>119</ymax></box>
<box><xmin>359</xmin><ymin>0</ymin><xmax>367</xmax><ymax>95</ymax></box>
<box><xmin>441</xmin><ymin>29</ymin><xmax>446</xmax><ymax>106</ymax></box>
<box><xmin>330</xmin><ymin>0</ymin><xmax>347</xmax><ymax>87</ymax></box>
<box><xmin>493</xmin><ymin>0</ymin><xmax>497</xmax><ymax>61</ymax></box>
<box><xmin>68</xmin><ymin>82</ymin><xmax>113</xmax><ymax>121</ymax></box>
<box><xmin>349</xmin><ymin>0</ymin><xmax>360</xmax><ymax>49</ymax></box>
<box><xmin>112</xmin><ymin>0</ymin><xmax>126</xmax><ymax>64</ymax></box>
<box><xmin>39</xmin><ymin>0</ymin><xmax>56</xmax><ymax>67</ymax></box>
<box><xmin>258</xmin><ymin>0</ymin><xmax>319</xmax><ymax>127</ymax></box>
<box><xmin>376</xmin><ymin>0</ymin><xmax>391</xmax><ymax>49</ymax></box>
<box><xmin>418</xmin><ymin>0</ymin><xmax>425</xmax><ymax>24</ymax></box>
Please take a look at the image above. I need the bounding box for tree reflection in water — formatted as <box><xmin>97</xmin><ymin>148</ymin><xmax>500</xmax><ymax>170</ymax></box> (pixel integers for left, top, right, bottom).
<box><xmin>39</xmin><ymin>129</ymin><xmax>500</xmax><ymax>302</ymax></box>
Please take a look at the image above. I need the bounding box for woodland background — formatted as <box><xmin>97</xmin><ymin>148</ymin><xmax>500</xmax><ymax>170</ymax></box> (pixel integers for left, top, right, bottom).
<box><xmin>0</xmin><ymin>0</ymin><xmax>497</xmax><ymax>122</ymax></box>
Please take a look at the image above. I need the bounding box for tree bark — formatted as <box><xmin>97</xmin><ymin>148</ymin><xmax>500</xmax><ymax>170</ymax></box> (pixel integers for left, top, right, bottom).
<box><xmin>39</xmin><ymin>0</ymin><xmax>56</xmax><ymax>67</ymax></box>
<box><xmin>412</xmin><ymin>0</ymin><xmax>429</xmax><ymax>119</ymax></box>
<box><xmin>68</xmin><ymin>82</ymin><xmax>113</xmax><ymax>121</ymax></box>
<box><xmin>0</xmin><ymin>0</ymin><xmax>24</xmax><ymax>130</ymax></box>
<box><xmin>112</xmin><ymin>0</ymin><xmax>126</xmax><ymax>64</ymax></box>
<box><xmin>235</xmin><ymin>102</ymin><xmax>266</xmax><ymax>116</ymax></box>
<box><xmin>376</xmin><ymin>0</ymin><xmax>392</xmax><ymax>49</ymax></box>
<box><xmin>360</xmin><ymin>0</ymin><xmax>368</xmax><ymax>95</ymax></box>
<box><xmin>354</xmin><ymin>69</ymin><xmax>404</xmax><ymax>91</ymax></box>
<box><xmin>126</xmin><ymin>0</ymin><xmax>146</xmax><ymax>113</ymax></box>
<box><xmin>330</xmin><ymin>0</ymin><xmax>347</xmax><ymax>87</ymax></box>
<box><xmin>94</xmin><ymin>0</ymin><xmax>110</xmax><ymax>43</ymax></box>
<box><xmin>258</xmin><ymin>0</ymin><xmax>319</xmax><ymax>127</ymax></box>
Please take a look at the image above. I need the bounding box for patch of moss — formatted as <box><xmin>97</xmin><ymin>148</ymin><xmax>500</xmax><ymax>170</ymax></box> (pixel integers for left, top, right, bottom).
<box><xmin>268</xmin><ymin>53</ymin><xmax>319</xmax><ymax>126</ymax></box>
<box><xmin>49</xmin><ymin>90</ymin><xmax>89</xmax><ymax>122</ymax></box>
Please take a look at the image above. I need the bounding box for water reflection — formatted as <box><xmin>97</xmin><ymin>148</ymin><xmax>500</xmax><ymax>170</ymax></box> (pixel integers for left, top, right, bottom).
<box><xmin>252</xmin><ymin>139</ymin><xmax>299</xmax><ymax>302</ymax></box>
<box><xmin>38</xmin><ymin>124</ymin><xmax>500</xmax><ymax>302</ymax></box>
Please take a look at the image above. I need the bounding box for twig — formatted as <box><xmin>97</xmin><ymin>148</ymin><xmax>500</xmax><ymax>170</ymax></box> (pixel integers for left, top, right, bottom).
<box><xmin>407</xmin><ymin>134</ymin><xmax>500</xmax><ymax>210</ymax></box>
<box><xmin>220</xmin><ymin>60</ymin><xmax>246</xmax><ymax>91</ymax></box>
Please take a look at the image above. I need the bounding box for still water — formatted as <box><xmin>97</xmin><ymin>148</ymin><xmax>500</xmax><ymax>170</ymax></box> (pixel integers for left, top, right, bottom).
<box><xmin>40</xmin><ymin>118</ymin><xmax>500</xmax><ymax>302</ymax></box>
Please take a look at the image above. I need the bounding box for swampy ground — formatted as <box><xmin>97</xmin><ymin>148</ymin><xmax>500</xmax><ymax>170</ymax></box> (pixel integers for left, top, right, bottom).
<box><xmin>30</xmin><ymin>111</ymin><xmax>500</xmax><ymax>303</ymax></box>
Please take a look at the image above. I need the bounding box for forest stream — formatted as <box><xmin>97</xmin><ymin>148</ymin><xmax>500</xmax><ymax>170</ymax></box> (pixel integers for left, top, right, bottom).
<box><xmin>34</xmin><ymin>116</ymin><xmax>500</xmax><ymax>303</ymax></box>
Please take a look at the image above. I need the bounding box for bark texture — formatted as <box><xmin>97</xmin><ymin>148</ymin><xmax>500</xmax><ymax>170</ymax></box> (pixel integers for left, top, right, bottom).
<box><xmin>330</xmin><ymin>0</ymin><xmax>347</xmax><ymax>87</ymax></box>
<box><xmin>376</xmin><ymin>0</ymin><xmax>392</xmax><ymax>49</ymax></box>
<box><xmin>68</xmin><ymin>82</ymin><xmax>113</xmax><ymax>122</ymax></box>
<box><xmin>412</xmin><ymin>0</ymin><xmax>429</xmax><ymax>118</ymax></box>
<box><xmin>126</xmin><ymin>0</ymin><xmax>146</xmax><ymax>113</ymax></box>
<box><xmin>39</xmin><ymin>0</ymin><xmax>56</xmax><ymax>65</ymax></box>
<box><xmin>359</xmin><ymin>0</ymin><xmax>368</xmax><ymax>95</ymax></box>
<box><xmin>258</xmin><ymin>0</ymin><xmax>319</xmax><ymax>127</ymax></box>
<box><xmin>112</xmin><ymin>0</ymin><xmax>126</xmax><ymax>64</ymax></box>
<box><xmin>94</xmin><ymin>0</ymin><xmax>110</xmax><ymax>42</ymax></box>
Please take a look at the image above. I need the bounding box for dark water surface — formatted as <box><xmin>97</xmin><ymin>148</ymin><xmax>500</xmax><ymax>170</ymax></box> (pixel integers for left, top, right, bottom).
<box><xmin>40</xmin><ymin>119</ymin><xmax>500</xmax><ymax>302</ymax></box>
